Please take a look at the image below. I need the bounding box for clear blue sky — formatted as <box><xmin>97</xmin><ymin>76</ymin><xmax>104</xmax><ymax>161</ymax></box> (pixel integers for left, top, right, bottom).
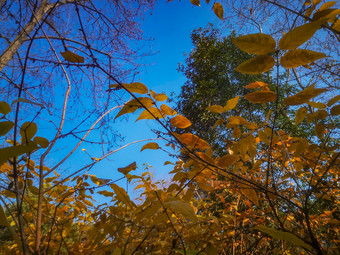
<box><xmin>75</xmin><ymin>1</ymin><xmax>224</xmax><ymax>197</ymax></box>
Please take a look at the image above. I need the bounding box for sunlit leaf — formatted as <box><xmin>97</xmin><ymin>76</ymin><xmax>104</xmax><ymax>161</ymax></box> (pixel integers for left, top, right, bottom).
<box><xmin>164</xmin><ymin>161</ymin><xmax>174</xmax><ymax>166</ymax></box>
<box><xmin>223</xmin><ymin>96</ymin><xmax>239</xmax><ymax>112</ymax></box>
<box><xmin>115</xmin><ymin>97</ymin><xmax>154</xmax><ymax>119</ymax></box>
<box><xmin>284</xmin><ymin>85</ymin><xmax>327</xmax><ymax>106</ymax></box>
<box><xmin>233</xmin><ymin>33</ymin><xmax>276</xmax><ymax>55</ymax></box>
<box><xmin>164</xmin><ymin>199</ymin><xmax>198</xmax><ymax>222</ymax></box>
<box><xmin>244</xmin><ymin>91</ymin><xmax>277</xmax><ymax>103</ymax></box>
<box><xmin>244</xmin><ymin>81</ymin><xmax>268</xmax><ymax>89</ymax></box>
<box><xmin>118</xmin><ymin>162</ymin><xmax>137</xmax><ymax>175</ymax></box>
<box><xmin>170</xmin><ymin>115</ymin><xmax>192</xmax><ymax>128</ymax></box>
<box><xmin>190</xmin><ymin>0</ymin><xmax>200</xmax><ymax>6</ymax></box>
<box><xmin>330</xmin><ymin>104</ymin><xmax>340</xmax><ymax>116</ymax></box>
<box><xmin>235</xmin><ymin>55</ymin><xmax>275</xmax><ymax>74</ymax></box>
<box><xmin>33</xmin><ymin>136</ymin><xmax>49</xmax><ymax>148</ymax></box>
<box><xmin>0</xmin><ymin>121</ymin><xmax>14</xmax><ymax>137</ymax></box>
<box><xmin>295</xmin><ymin>107</ymin><xmax>308</xmax><ymax>125</ymax></box>
<box><xmin>279</xmin><ymin>20</ymin><xmax>323</xmax><ymax>50</ymax></box>
<box><xmin>110</xmin><ymin>183</ymin><xmax>136</xmax><ymax>208</ymax></box>
<box><xmin>179</xmin><ymin>133</ymin><xmax>211</xmax><ymax>150</ymax></box>
<box><xmin>161</xmin><ymin>104</ymin><xmax>177</xmax><ymax>115</ymax></box>
<box><xmin>136</xmin><ymin>107</ymin><xmax>165</xmax><ymax>121</ymax></box>
<box><xmin>213</xmin><ymin>2</ymin><xmax>224</xmax><ymax>20</ymax></box>
<box><xmin>109</xmin><ymin>82</ymin><xmax>148</xmax><ymax>94</ymax></box>
<box><xmin>217</xmin><ymin>155</ymin><xmax>240</xmax><ymax>168</ymax></box>
<box><xmin>141</xmin><ymin>142</ymin><xmax>159</xmax><ymax>151</ymax></box>
<box><xmin>20</xmin><ymin>122</ymin><xmax>37</xmax><ymax>143</ymax></box>
<box><xmin>255</xmin><ymin>225</ymin><xmax>313</xmax><ymax>251</ymax></box>
<box><xmin>332</xmin><ymin>18</ymin><xmax>340</xmax><ymax>31</ymax></box>
<box><xmin>319</xmin><ymin>1</ymin><xmax>338</xmax><ymax>10</ymax></box>
<box><xmin>226</xmin><ymin>116</ymin><xmax>248</xmax><ymax>127</ymax></box>
<box><xmin>206</xmin><ymin>105</ymin><xmax>223</xmax><ymax>113</ymax></box>
<box><xmin>240</xmin><ymin>184</ymin><xmax>260</xmax><ymax>207</ymax></box>
<box><xmin>0</xmin><ymin>102</ymin><xmax>11</xmax><ymax>115</ymax></box>
<box><xmin>61</xmin><ymin>51</ymin><xmax>84</xmax><ymax>63</ymax></box>
<box><xmin>281</xmin><ymin>49</ymin><xmax>326</xmax><ymax>68</ymax></box>
<box><xmin>150</xmin><ymin>90</ymin><xmax>168</xmax><ymax>101</ymax></box>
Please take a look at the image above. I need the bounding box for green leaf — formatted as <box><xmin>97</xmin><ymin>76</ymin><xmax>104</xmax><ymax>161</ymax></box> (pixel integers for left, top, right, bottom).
<box><xmin>235</xmin><ymin>55</ymin><xmax>275</xmax><ymax>74</ymax></box>
<box><xmin>280</xmin><ymin>49</ymin><xmax>326</xmax><ymax>68</ymax></box>
<box><xmin>164</xmin><ymin>199</ymin><xmax>198</xmax><ymax>222</ymax></box>
<box><xmin>233</xmin><ymin>33</ymin><xmax>276</xmax><ymax>55</ymax></box>
<box><xmin>12</xmin><ymin>98</ymin><xmax>44</xmax><ymax>108</ymax></box>
<box><xmin>110</xmin><ymin>183</ymin><xmax>136</xmax><ymax>208</ymax></box>
<box><xmin>33</xmin><ymin>136</ymin><xmax>49</xmax><ymax>148</ymax></box>
<box><xmin>61</xmin><ymin>51</ymin><xmax>85</xmax><ymax>63</ymax></box>
<box><xmin>255</xmin><ymin>225</ymin><xmax>313</xmax><ymax>251</ymax></box>
<box><xmin>0</xmin><ymin>101</ymin><xmax>11</xmax><ymax>115</ymax></box>
<box><xmin>279</xmin><ymin>20</ymin><xmax>323</xmax><ymax>50</ymax></box>
<box><xmin>0</xmin><ymin>121</ymin><xmax>14</xmax><ymax>137</ymax></box>
<box><xmin>20</xmin><ymin>122</ymin><xmax>37</xmax><ymax>144</ymax></box>
<box><xmin>213</xmin><ymin>2</ymin><xmax>224</xmax><ymax>20</ymax></box>
<box><xmin>0</xmin><ymin>142</ymin><xmax>38</xmax><ymax>165</ymax></box>
<box><xmin>141</xmin><ymin>142</ymin><xmax>159</xmax><ymax>151</ymax></box>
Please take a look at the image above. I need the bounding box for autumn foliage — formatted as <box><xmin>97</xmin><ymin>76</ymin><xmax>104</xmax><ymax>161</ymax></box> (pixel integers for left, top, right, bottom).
<box><xmin>0</xmin><ymin>0</ymin><xmax>339</xmax><ymax>254</ymax></box>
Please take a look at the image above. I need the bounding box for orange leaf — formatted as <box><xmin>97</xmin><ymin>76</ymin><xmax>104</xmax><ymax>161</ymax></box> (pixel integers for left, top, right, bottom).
<box><xmin>244</xmin><ymin>81</ymin><xmax>268</xmax><ymax>89</ymax></box>
<box><xmin>171</xmin><ymin>115</ymin><xmax>192</xmax><ymax>128</ymax></box>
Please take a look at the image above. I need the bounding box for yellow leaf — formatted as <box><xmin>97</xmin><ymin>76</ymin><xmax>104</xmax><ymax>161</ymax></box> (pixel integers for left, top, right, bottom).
<box><xmin>313</xmin><ymin>0</ymin><xmax>321</xmax><ymax>5</ymax></box>
<box><xmin>279</xmin><ymin>20</ymin><xmax>323</xmax><ymax>50</ymax></box>
<box><xmin>213</xmin><ymin>2</ymin><xmax>224</xmax><ymax>20</ymax></box>
<box><xmin>315</xmin><ymin>123</ymin><xmax>326</xmax><ymax>138</ymax></box>
<box><xmin>327</xmin><ymin>95</ymin><xmax>340</xmax><ymax>106</ymax></box>
<box><xmin>240</xmin><ymin>184</ymin><xmax>260</xmax><ymax>207</ymax></box>
<box><xmin>0</xmin><ymin>101</ymin><xmax>11</xmax><ymax>115</ymax></box>
<box><xmin>217</xmin><ymin>155</ymin><xmax>240</xmax><ymax>168</ymax></box>
<box><xmin>235</xmin><ymin>55</ymin><xmax>275</xmax><ymax>74</ymax></box>
<box><xmin>307</xmin><ymin>101</ymin><xmax>326</xmax><ymax>109</ymax></box>
<box><xmin>226</xmin><ymin>116</ymin><xmax>248</xmax><ymax>127</ymax></box>
<box><xmin>223</xmin><ymin>96</ymin><xmax>239</xmax><ymax>112</ymax></box>
<box><xmin>109</xmin><ymin>82</ymin><xmax>148</xmax><ymax>94</ymax></box>
<box><xmin>206</xmin><ymin>105</ymin><xmax>223</xmax><ymax>113</ymax></box>
<box><xmin>319</xmin><ymin>1</ymin><xmax>338</xmax><ymax>11</ymax></box>
<box><xmin>170</xmin><ymin>115</ymin><xmax>192</xmax><ymax>128</ymax></box>
<box><xmin>255</xmin><ymin>225</ymin><xmax>313</xmax><ymax>251</ymax></box>
<box><xmin>295</xmin><ymin>107</ymin><xmax>308</xmax><ymax>125</ymax></box>
<box><xmin>233</xmin><ymin>126</ymin><xmax>241</xmax><ymax>139</ymax></box>
<box><xmin>330</xmin><ymin>104</ymin><xmax>340</xmax><ymax>116</ymax></box>
<box><xmin>164</xmin><ymin>199</ymin><xmax>198</xmax><ymax>222</ymax></box>
<box><xmin>313</xmin><ymin>8</ymin><xmax>340</xmax><ymax>20</ymax></box>
<box><xmin>136</xmin><ymin>107</ymin><xmax>164</xmax><ymax>121</ymax></box>
<box><xmin>284</xmin><ymin>85</ymin><xmax>327</xmax><ymax>106</ymax></box>
<box><xmin>180</xmin><ymin>133</ymin><xmax>211</xmax><ymax>150</ymax></box>
<box><xmin>20</xmin><ymin>122</ymin><xmax>37</xmax><ymax>143</ymax></box>
<box><xmin>117</xmin><ymin>162</ymin><xmax>137</xmax><ymax>175</ymax></box>
<box><xmin>140</xmin><ymin>142</ymin><xmax>159</xmax><ymax>151</ymax></box>
<box><xmin>97</xmin><ymin>190</ymin><xmax>114</xmax><ymax>197</ymax></box>
<box><xmin>233</xmin><ymin>33</ymin><xmax>276</xmax><ymax>55</ymax></box>
<box><xmin>212</xmin><ymin>119</ymin><xmax>224</xmax><ymax>129</ymax></box>
<box><xmin>190</xmin><ymin>0</ymin><xmax>200</xmax><ymax>6</ymax></box>
<box><xmin>150</xmin><ymin>90</ymin><xmax>168</xmax><ymax>101</ymax></box>
<box><xmin>244</xmin><ymin>91</ymin><xmax>277</xmax><ymax>103</ymax></box>
<box><xmin>332</xmin><ymin>19</ymin><xmax>340</xmax><ymax>31</ymax></box>
<box><xmin>110</xmin><ymin>183</ymin><xmax>136</xmax><ymax>208</ymax></box>
<box><xmin>244</xmin><ymin>81</ymin><xmax>268</xmax><ymax>89</ymax></box>
<box><xmin>61</xmin><ymin>51</ymin><xmax>84</xmax><ymax>63</ymax></box>
<box><xmin>164</xmin><ymin>161</ymin><xmax>174</xmax><ymax>166</ymax></box>
<box><xmin>281</xmin><ymin>49</ymin><xmax>326</xmax><ymax>68</ymax></box>
<box><xmin>115</xmin><ymin>97</ymin><xmax>154</xmax><ymax>119</ymax></box>
<box><xmin>161</xmin><ymin>104</ymin><xmax>177</xmax><ymax>115</ymax></box>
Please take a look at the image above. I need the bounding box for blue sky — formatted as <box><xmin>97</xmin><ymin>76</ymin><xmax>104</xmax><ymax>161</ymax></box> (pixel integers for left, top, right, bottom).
<box><xmin>75</xmin><ymin>1</ymin><xmax>224</xmax><ymax>197</ymax></box>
